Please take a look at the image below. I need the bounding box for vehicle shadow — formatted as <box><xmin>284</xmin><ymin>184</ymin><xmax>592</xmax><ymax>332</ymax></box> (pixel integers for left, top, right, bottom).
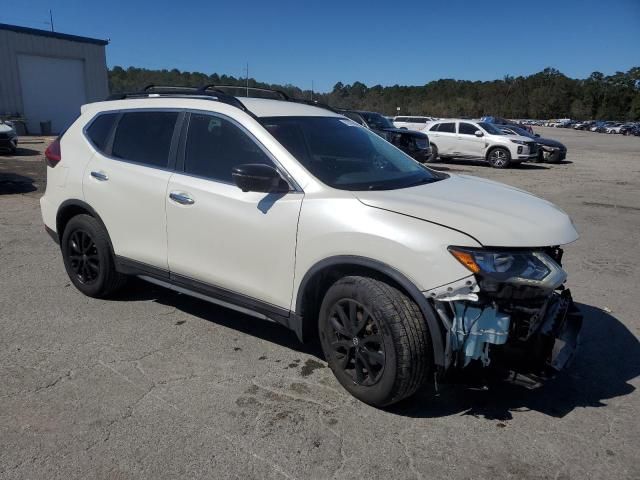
<box><xmin>390</xmin><ymin>303</ymin><xmax>639</xmax><ymax>419</ymax></box>
<box><xmin>0</xmin><ymin>173</ymin><xmax>38</xmax><ymax>194</ymax></box>
<box><xmin>110</xmin><ymin>278</ymin><xmax>324</xmax><ymax>358</ymax></box>
<box><xmin>110</xmin><ymin>281</ymin><xmax>638</xmax><ymax>419</ymax></box>
<box><xmin>436</xmin><ymin>158</ymin><xmax>550</xmax><ymax>170</ymax></box>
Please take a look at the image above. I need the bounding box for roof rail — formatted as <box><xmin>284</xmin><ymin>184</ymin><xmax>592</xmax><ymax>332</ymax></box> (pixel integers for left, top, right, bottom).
<box><xmin>203</xmin><ymin>85</ymin><xmax>337</xmax><ymax>113</ymax></box>
<box><xmin>202</xmin><ymin>85</ymin><xmax>290</xmax><ymax>100</ymax></box>
<box><xmin>106</xmin><ymin>85</ymin><xmax>254</xmax><ymax>116</ymax></box>
<box><xmin>106</xmin><ymin>84</ymin><xmax>337</xmax><ymax>117</ymax></box>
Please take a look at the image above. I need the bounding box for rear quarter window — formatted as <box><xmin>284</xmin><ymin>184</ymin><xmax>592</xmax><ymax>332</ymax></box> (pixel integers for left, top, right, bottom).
<box><xmin>86</xmin><ymin>113</ymin><xmax>118</xmax><ymax>152</ymax></box>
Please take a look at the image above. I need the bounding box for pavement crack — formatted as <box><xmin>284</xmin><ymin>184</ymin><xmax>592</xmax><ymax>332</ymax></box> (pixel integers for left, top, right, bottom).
<box><xmin>398</xmin><ymin>426</ymin><xmax>423</xmax><ymax>480</ymax></box>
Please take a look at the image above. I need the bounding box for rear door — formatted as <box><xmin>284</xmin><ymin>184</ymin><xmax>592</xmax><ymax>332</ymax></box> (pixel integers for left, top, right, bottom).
<box><xmin>430</xmin><ymin>121</ymin><xmax>457</xmax><ymax>154</ymax></box>
<box><xmin>83</xmin><ymin>110</ymin><xmax>182</xmax><ymax>270</ymax></box>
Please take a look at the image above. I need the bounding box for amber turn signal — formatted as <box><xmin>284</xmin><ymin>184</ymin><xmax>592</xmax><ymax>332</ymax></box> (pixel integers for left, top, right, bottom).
<box><xmin>448</xmin><ymin>248</ymin><xmax>481</xmax><ymax>274</ymax></box>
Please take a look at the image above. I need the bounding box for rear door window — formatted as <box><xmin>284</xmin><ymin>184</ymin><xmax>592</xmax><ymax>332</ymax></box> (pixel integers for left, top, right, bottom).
<box><xmin>111</xmin><ymin>111</ymin><xmax>179</xmax><ymax>168</ymax></box>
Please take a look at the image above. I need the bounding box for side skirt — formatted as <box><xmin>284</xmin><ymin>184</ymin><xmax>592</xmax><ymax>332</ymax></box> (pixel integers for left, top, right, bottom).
<box><xmin>115</xmin><ymin>256</ymin><xmax>299</xmax><ymax>333</ymax></box>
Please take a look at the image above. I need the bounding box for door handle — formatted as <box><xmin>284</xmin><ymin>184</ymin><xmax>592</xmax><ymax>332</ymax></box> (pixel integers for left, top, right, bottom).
<box><xmin>90</xmin><ymin>171</ymin><xmax>109</xmax><ymax>181</ymax></box>
<box><xmin>169</xmin><ymin>192</ymin><xmax>195</xmax><ymax>205</ymax></box>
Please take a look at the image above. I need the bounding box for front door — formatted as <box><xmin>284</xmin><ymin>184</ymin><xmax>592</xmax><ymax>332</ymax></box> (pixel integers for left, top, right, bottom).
<box><xmin>166</xmin><ymin>112</ymin><xmax>303</xmax><ymax>310</ymax></box>
<box><xmin>456</xmin><ymin>122</ymin><xmax>487</xmax><ymax>157</ymax></box>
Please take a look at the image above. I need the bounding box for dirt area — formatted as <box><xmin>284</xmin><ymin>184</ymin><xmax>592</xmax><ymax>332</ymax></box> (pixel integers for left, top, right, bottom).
<box><xmin>1</xmin><ymin>128</ymin><xmax>639</xmax><ymax>479</ymax></box>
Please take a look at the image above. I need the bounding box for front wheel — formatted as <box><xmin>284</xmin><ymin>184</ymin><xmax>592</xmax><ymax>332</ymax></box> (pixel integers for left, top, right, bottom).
<box><xmin>487</xmin><ymin>147</ymin><xmax>511</xmax><ymax>168</ymax></box>
<box><xmin>318</xmin><ymin>276</ymin><xmax>432</xmax><ymax>407</ymax></box>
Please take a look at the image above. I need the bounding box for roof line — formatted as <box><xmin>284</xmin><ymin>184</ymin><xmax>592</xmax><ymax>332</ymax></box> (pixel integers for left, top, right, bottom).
<box><xmin>0</xmin><ymin>23</ymin><xmax>108</xmax><ymax>46</ymax></box>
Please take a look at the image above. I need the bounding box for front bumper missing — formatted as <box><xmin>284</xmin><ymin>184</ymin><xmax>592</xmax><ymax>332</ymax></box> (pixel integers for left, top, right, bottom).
<box><xmin>432</xmin><ymin>286</ymin><xmax>583</xmax><ymax>378</ymax></box>
<box><xmin>539</xmin><ymin>289</ymin><xmax>582</xmax><ymax>371</ymax></box>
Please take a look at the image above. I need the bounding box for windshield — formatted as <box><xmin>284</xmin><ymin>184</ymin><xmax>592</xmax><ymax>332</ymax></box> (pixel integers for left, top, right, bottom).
<box><xmin>478</xmin><ymin>122</ymin><xmax>504</xmax><ymax>135</ymax></box>
<box><xmin>360</xmin><ymin>112</ymin><xmax>394</xmax><ymax>130</ymax></box>
<box><xmin>261</xmin><ymin>116</ymin><xmax>446</xmax><ymax>191</ymax></box>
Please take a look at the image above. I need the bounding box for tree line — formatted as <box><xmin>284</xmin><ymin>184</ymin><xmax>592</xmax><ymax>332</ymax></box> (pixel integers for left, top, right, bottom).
<box><xmin>109</xmin><ymin>66</ymin><xmax>640</xmax><ymax>120</ymax></box>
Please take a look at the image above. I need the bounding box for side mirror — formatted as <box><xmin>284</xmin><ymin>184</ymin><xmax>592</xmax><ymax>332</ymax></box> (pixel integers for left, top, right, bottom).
<box><xmin>232</xmin><ymin>164</ymin><xmax>289</xmax><ymax>193</ymax></box>
<box><xmin>474</xmin><ymin>130</ymin><xmax>484</xmax><ymax>137</ymax></box>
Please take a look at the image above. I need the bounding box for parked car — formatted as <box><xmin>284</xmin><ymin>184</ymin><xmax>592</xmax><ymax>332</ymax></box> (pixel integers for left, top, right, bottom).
<box><xmin>392</xmin><ymin>116</ymin><xmax>435</xmax><ymax>132</ymax></box>
<box><xmin>0</xmin><ymin>120</ymin><xmax>18</xmax><ymax>153</ymax></box>
<box><xmin>427</xmin><ymin>119</ymin><xmax>538</xmax><ymax>168</ymax></box>
<box><xmin>40</xmin><ymin>85</ymin><xmax>582</xmax><ymax>407</ymax></box>
<box><xmin>497</xmin><ymin>125</ymin><xmax>567</xmax><ymax>163</ymax></box>
<box><xmin>573</xmin><ymin>121</ymin><xmax>594</xmax><ymax>130</ymax></box>
<box><xmin>621</xmin><ymin>123</ymin><xmax>639</xmax><ymax>135</ymax></box>
<box><xmin>605</xmin><ymin>123</ymin><xmax>624</xmax><ymax>134</ymax></box>
<box><xmin>339</xmin><ymin>109</ymin><xmax>431</xmax><ymax>162</ymax></box>
<box><xmin>480</xmin><ymin>116</ymin><xmax>533</xmax><ymax>134</ymax></box>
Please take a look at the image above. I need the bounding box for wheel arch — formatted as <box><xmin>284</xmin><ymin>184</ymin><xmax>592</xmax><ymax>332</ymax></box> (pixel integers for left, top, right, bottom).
<box><xmin>56</xmin><ymin>200</ymin><xmax>116</xmax><ymax>257</ymax></box>
<box><xmin>485</xmin><ymin>144</ymin><xmax>511</xmax><ymax>160</ymax></box>
<box><xmin>294</xmin><ymin>255</ymin><xmax>445</xmax><ymax>366</ymax></box>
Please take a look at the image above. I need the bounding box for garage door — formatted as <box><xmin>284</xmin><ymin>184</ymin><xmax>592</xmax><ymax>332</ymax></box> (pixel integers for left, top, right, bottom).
<box><xmin>18</xmin><ymin>55</ymin><xmax>87</xmax><ymax>135</ymax></box>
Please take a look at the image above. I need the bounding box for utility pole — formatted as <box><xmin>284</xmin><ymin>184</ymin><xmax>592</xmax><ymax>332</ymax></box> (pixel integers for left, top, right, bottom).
<box><xmin>245</xmin><ymin>62</ymin><xmax>249</xmax><ymax>97</ymax></box>
<box><xmin>49</xmin><ymin>9</ymin><xmax>54</xmax><ymax>32</ymax></box>
<box><xmin>311</xmin><ymin>80</ymin><xmax>314</xmax><ymax>101</ymax></box>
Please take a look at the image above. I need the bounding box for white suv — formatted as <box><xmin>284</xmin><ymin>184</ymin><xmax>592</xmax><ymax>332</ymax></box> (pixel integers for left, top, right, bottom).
<box><xmin>426</xmin><ymin>119</ymin><xmax>538</xmax><ymax>167</ymax></box>
<box><xmin>392</xmin><ymin>116</ymin><xmax>435</xmax><ymax>132</ymax></box>
<box><xmin>41</xmin><ymin>86</ymin><xmax>582</xmax><ymax>407</ymax></box>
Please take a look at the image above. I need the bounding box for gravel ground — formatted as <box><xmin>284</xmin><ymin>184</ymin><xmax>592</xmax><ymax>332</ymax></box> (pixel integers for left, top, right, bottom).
<box><xmin>1</xmin><ymin>128</ymin><xmax>639</xmax><ymax>479</ymax></box>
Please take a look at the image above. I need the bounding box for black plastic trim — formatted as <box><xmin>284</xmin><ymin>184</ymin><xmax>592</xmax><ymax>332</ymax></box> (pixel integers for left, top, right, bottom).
<box><xmin>115</xmin><ymin>256</ymin><xmax>295</xmax><ymax>329</ymax></box>
<box><xmin>295</xmin><ymin>255</ymin><xmax>446</xmax><ymax>366</ymax></box>
<box><xmin>45</xmin><ymin>225</ymin><xmax>59</xmax><ymax>244</ymax></box>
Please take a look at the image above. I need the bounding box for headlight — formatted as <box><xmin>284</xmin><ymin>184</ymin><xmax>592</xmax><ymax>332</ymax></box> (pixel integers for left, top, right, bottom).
<box><xmin>510</xmin><ymin>139</ymin><xmax>527</xmax><ymax>145</ymax></box>
<box><xmin>448</xmin><ymin>247</ymin><xmax>567</xmax><ymax>289</ymax></box>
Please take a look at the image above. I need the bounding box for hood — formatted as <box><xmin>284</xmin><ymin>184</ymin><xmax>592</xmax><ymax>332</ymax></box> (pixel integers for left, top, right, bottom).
<box><xmin>503</xmin><ymin>134</ymin><xmax>536</xmax><ymax>143</ymax></box>
<box><xmin>354</xmin><ymin>174</ymin><xmax>578</xmax><ymax>247</ymax></box>
<box><xmin>536</xmin><ymin>137</ymin><xmax>566</xmax><ymax>149</ymax></box>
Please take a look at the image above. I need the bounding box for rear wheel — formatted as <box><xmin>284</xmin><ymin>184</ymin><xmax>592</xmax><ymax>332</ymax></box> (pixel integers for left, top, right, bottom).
<box><xmin>61</xmin><ymin>214</ymin><xmax>126</xmax><ymax>298</ymax></box>
<box><xmin>487</xmin><ymin>147</ymin><xmax>511</xmax><ymax>168</ymax></box>
<box><xmin>318</xmin><ymin>276</ymin><xmax>432</xmax><ymax>407</ymax></box>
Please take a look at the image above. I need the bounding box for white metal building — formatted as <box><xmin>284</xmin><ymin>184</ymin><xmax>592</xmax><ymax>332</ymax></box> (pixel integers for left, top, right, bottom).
<box><xmin>0</xmin><ymin>23</ymin><xmax>109</xmax><ymax>134</ymax></box>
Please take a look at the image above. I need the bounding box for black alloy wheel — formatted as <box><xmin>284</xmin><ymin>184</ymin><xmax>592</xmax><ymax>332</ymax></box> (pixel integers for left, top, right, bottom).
<box><xmin>61</xmin><ymin>214</ymin><xmax>127</xmax><ymax>298</ymax></box>
<box><xmin>319</xmin><ymin>276</ymin><xmax>432</xmax><ymax>407</ymax></box>
<box><xmin>66</xmin><ymin>229</ymin><xmax>100</xmax><ymax>284</ymax></box>
<box><xmin>326</xmin><ymin>298</ymin><xmax>386</xmax><ymax>386</ymax></box>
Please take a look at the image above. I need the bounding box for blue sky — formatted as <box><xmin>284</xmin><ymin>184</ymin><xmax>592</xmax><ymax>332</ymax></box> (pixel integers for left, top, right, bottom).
<box><xmin>4</xmin><ymin>0</ymin><xmax>639</xmax><ymax>92</ymax></box>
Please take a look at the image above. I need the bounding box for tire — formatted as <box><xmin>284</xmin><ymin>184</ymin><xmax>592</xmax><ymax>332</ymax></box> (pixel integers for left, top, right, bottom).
<box><xmin>318</xmin><ymin>276</ymin><xmax>432</xmax><ymax>407</ymax></box>
<box><xmin>425</xmin><ymin>143</ymin><xmax>438</xmax><ymax>163</ymax></box>
<box><xmin>61</xmin><ymin>214</ymin><xmax>127</xmax><ymax>298</ymax></box>
<box><xmin>487</xmin><ymin>147</ymin><xmax>511</xmax><ymax>168</ymax></box>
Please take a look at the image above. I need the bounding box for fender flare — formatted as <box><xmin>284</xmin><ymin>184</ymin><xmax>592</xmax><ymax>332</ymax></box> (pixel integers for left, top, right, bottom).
<box><xmin>295</xmin><ymin>255</ymin><xmax>445</xmax><ymax>366</ymax></box>
<box><xmin>56</xmin><ymin>199</ymin><xmax>116</xmax><ymax>257</ymax></box>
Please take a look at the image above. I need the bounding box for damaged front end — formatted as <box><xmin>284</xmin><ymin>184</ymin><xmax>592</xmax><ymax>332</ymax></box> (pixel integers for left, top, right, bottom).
<box><xmin>427</xmin><ymin>246</ymin><xmax>583</xmax><ymax>383</ymax></box>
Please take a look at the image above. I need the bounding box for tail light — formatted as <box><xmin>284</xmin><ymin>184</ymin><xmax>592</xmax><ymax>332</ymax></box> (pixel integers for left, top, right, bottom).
<box><xmin>45</xmin><ymin>138</ymin><xmax>61</xmax><ymax>167</ymax></box>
